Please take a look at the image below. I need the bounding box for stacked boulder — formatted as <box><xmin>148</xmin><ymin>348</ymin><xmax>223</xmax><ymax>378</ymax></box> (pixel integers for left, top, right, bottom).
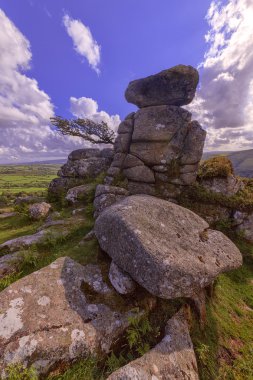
<box><xmin>48</xmin><ymin>148</ymin><xmax>113</xmax><ymax>199</ymax></box>
<box><xmin>107</xmin><ymin>65</ymin><xmax>206</xmax><ymax>199</ymax></box>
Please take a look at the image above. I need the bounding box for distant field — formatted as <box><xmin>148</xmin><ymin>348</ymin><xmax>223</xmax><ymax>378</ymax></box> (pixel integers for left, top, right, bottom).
<box><xmin>0</xmin><ymin>164</ymin><xmax>60</xmax><ymax>195</ymax></box>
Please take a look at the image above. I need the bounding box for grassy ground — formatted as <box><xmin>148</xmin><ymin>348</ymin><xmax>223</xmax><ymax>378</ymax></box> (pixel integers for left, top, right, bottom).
<box><xmin>0</xmin><ymin>164</ymin><xmax>60</xmax><ymax>195</ymax></box>
<box><xmin>1</xmin><ymin>165</ymin><xmax>253</xmax><ymax>379</ymax></box>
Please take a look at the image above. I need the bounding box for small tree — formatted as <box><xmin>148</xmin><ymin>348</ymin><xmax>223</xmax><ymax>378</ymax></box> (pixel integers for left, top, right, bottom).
<box><xmin>50</xmin><ymin>116</ymin><xmax>116</xmax><ymax>145</ymax></box>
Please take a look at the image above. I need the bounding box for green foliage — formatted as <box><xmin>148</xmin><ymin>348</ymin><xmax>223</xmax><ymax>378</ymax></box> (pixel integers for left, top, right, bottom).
<box><xmin>198</xmin><ymin>156</ymin><xmax>234</xmax><ymax>179</ymax></box>
<box><xmin>126</xmin><ymin>314</ymin><xmax>152</xmax><ymax>356</ymax></box>
<box><xmin>4</xmin><ymin>363</ymin><xmax>38</xmax><ymax>380</ymax></box>
<box><xmin>0</xmin><ymin>272</ymin><xmax>20</xmax><ymax>292</ymax></box>
<box><xmin>105</xmin><ymin>353</ymin><xmax>127</xmax><ymax>374</ymax></box>
<box><xmin>48</xmin><ymin>357</ymin><xmax>101</xmax><ymax>380</ymax></box>
<box><xmin>180</xmin><ymin>181</ymin><xmax>253</xmax><ymax>212</ymax></box>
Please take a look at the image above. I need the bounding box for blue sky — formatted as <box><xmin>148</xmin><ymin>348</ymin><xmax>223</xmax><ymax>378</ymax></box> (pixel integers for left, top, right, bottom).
<box><xmin>0</xmin><ymin>0</ymin><xmax>253</xmax><ymax>162</ymax></box>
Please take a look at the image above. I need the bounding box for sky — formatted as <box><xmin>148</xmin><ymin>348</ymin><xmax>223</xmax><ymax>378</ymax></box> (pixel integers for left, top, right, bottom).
<box><xmin>0</xmin><ymin>0</ymin><xmax>252</xmax><ymax>163</ymax></box>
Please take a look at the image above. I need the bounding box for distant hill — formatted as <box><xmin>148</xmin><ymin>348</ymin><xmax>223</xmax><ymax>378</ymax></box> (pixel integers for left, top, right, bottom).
<box><xmin>203</xmin><ymin>149</ymin><xmax>253</xmax><ymax>178</ymax></box>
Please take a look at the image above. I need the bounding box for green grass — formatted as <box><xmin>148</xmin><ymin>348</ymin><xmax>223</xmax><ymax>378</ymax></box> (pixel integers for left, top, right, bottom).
<box><xmin>191</xmin><ymin>229</ymin><xmax>253</xmax><ymax>380</ymax></box>
<box><xmin>0</xmin><ymin>164</ymin><xmax>60</xmax><ymax>195</ymax></box>
<box><xmin>0</xmin><ymin>214</ymin><xmax>42</xmax><ymax>245</ymax></box>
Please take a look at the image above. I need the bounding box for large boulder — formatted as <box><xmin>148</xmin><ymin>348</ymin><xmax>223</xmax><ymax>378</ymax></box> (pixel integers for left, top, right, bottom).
<box><xmin>125</xmin><ymin>65</ymin><xmax>199</xmax><ymax>108</ymax></box>
<box><xmin>95</xmin><ymin>195</ymin><xmax>242</xmax><ymax>299</ymax></box>
<box><xmin>28</xmin><ymin>202</ymin><xmax>51</xmax><ymax>220</ymax></box>
<box><xmin>107</xmin><ymin>308</ymin><xmax>199</xmax><ymax>380</ymax></box>
<box><xmin>0</xmin><ymin>257</ymin><xmax>140</xmax><ymax>377</ymax></box>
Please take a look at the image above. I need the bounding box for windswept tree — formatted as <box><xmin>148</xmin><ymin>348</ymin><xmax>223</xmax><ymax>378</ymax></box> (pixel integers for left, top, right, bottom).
<box><xmin>50</xmin><ymin>116</ymin><xmax>116</xmax><ymax>145</ymax></box>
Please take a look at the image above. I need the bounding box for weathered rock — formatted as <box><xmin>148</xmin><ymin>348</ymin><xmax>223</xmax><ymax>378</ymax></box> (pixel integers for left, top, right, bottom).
<box><xmin>58</xmin><ymin>157</ymin><xmax>111</xmax><ymax>178</ymax></box>
<box><xmin>37</xmin><ymin>220</ymin><xmax>69</xmax><ymax>232</ymax></box>
<box><xmin>107</xmin><ymin>308</ymin><xmax>199</xmax><ymax>380</ymax></box>
<box><xmin>111</xmin><ymin>153</ymin><xmax>127</xmax><ymax>168</ymax></box>
<box><xmin>132</xmin><ymin>105</ymin><xmax>191</xmax><ymax>142</ymax></box>
<box><xmin>180</xmin><ymin>121</ymin><xmax>206</xmax><ymax>165</ymax></box>
<box><xmin>29</xmin><ymin>202</ymin><xmax>51</xmax><ymax>220</ymax></box>
<box><xmin>109</xmin><ymin>262</ymin><xmax>136</xmax><ymax>295</ymax></box>
<box><xmin>118</xmin><ymin>119</ymin><xmax>134</xmax><ymax>134</ymax></box>
<box><xmin>0</xmin><ymin>252</ymin><xmax>20</xmax><ymax>278</ymax></box>
<box><xmin>127</xmin><ymin>182</ymin><xmax>156</xmax><ymax>196</ymax></box>
<box><xmin>65</xmin><ymin>184</ymin><xmax>93</xmax><ymax>204</ymax></box>
<box><xmin>93</xmin><ymin>185</ymin><xmax>129</xmax><ymax>219</ymax></box>
<box><xmin>107</xmin><ymin>167</ymin><xmax>121</xmax><ymax>177</ymax></box>
<box><xmin>125</xmin><ymin>65</ymin><xmax>199</xmax><ymax>108</ymax></box>
<box><xmin>95</xmin><ymin>195</ymin><xmax>242</xmax><ymax>299</ymax></box>
<box><xmin>123</xmin><ymin>154</ymin><xmax>144</xmax><ymax>168</ymax></box>
<box><xmin>68</xmin><ymin>148</ymin><xmax>100</xmax><ymax>161</ymax></box>
<box><xmin>95</xmin><ymin>185</ymin><xmax>129</xmax><ymax>198</ymax></box>
<box><xmin>130</xmin><ymin>141</ymin><xmax>173</xmax><ymax>166</ymax></box>
<box><xmin>114</xmin><ymin>133</ymin><xmax>132</xmax><ymax>154</ymax></box>
<box><xmin>0</xmin><ymin>231</ymin><xmax>46</xmax><ymax>255</ymax></box>
<box><xmin>234</xmin><ymin>211</ymin><xmax>253</xmax><ymax>242</ymax></box>
<box><xmin>0</xmin><ymin>257</ymin><xmax>139</xmax><ymax>377</ymax></box>
<box><xmin>48</xmin><ymin>177</ymin><xmax>85</xmax><ymax>198</ymax></box>
<box><xmin>123</xmin><ymin>166</ymin><xmax>155</xmax><ymax>183</ymax></box>
<box><xmin>201</xmin><ymin>175</ymin><xmax>245</xmax><ymax>196</ymax></box>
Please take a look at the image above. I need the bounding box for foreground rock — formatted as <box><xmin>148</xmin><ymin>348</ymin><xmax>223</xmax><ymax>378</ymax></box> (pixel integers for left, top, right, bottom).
<box><xmin>0</xmin><ymin>231</ymin><xmax>46</xmax><ymax>254</ymax></box>
<box><xmin>29</xmin><ymin>202</ymin><xmax>51</xmax><ymax>220</ymax></box>
<box><xmin>107</xmin><ymin>308</ymin><xmax>199</xmax><ymax>380</ymax></box>
<box><xmin>125</xmin><ymin>65</ymin><xmax>199</xmax><ymax>108</ymax></box>
<box><xmin>0</xmin><ymin>257</ymin><xmax>139</xmax><ymax>377</ymax></box>
<box><xmin>95</xmin><ymin>195</ymin><xmax>242</xmax><ymax>299</ymax></box>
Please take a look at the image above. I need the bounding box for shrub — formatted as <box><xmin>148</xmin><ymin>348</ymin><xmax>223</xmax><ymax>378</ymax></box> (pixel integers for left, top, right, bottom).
<box><xmin>198</xmin><ymin>156</ymin><xmax>234</xmax><ymax>179</ymax></box>
<box><xmin>4</xmin><ymin>363</ymin><xmax>38</xmax><ymax>380</ymax></box>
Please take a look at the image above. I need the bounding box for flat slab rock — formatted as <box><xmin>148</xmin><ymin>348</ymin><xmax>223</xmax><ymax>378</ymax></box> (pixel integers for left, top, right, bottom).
<box><xmin>95</xmin><ymin>195</ymin><xmax>242</xmax><ymax>299</ymax></box>
<box><xmin>107</xmin><ymin>308</ymin><xmax>199</xmax><ymax>380</ymax></box>
<box><xmin>125</xmin><ymin>65</ymin><xmax>199</xmax><ymax>108</ymax></box>
<box><xmin>0</xmin><ymin>257</ymin><xmax>138</xmax><ymax>377</ymax></box>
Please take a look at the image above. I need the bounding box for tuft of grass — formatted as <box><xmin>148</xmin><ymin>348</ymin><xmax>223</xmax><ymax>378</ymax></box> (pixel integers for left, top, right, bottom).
<box><xmin>198</xmin><ymin>156</ymin><xmax>234</xmax><ymax>179</ymax></box>
<box><xmin>4</xmin><ymin>363</ymin><xmax>38</xmax><ymax>380</ymax></box>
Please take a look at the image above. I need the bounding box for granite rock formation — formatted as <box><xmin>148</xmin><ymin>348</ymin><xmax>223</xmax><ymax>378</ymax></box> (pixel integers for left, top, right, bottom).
<box><xmin>106</xmin><ymin>65</ymin><xmax>206</xmax><ymax>199</ymax></box>
<box><xmin>49</xmin><ymin>148</ymin><xmax>113</xmax><ymax>198</ymax></box>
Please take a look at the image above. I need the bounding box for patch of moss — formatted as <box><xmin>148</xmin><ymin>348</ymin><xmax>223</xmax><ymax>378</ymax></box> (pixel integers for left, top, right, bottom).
<box><xmin>179</xmin><ymin>182</ymin><xmax>253</xmax><ymax>213</ymax></box>
<box><xmin>198</xmin><ymin>156</ymin><xmax>234</xmax><ymax>179</ymax></box>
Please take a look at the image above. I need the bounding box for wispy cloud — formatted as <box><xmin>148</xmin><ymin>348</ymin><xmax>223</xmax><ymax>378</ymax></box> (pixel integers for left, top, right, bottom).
<box><xmin>189</xmin><ymin>0</ymin><xmax>253</xmax><ymax>151</ymax></box>
<box><xmin>63</xmin><ymin>14</ymin><xmax>101</xmax><ymax>74</ymax></box>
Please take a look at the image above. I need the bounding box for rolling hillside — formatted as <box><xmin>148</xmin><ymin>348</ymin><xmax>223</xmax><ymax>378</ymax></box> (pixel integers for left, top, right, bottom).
<box><xmin>203</xmin><ymin>149</ymin><xmax>253</xmax><ymax>178</ymax></box>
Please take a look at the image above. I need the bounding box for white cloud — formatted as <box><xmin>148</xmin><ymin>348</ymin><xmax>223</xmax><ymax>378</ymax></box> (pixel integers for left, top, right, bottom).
<box><xmin>63</xmin><ymin>14</ymin><xmax>101</xmax><ymax>74</ymax></box>
<box><xmin>189</xmin><ymin>0</ymin><xmax>253</xmax><ymax>151</ymax></box>
<box><xmin>70</xmin><ymin>96</ymin><xmax>121</xmax><ymax>133</ymax></box>
<box><xmin>0</xmin><ymin>9</ymin><xmax>88</xmax><ymax>163</ymax></box>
